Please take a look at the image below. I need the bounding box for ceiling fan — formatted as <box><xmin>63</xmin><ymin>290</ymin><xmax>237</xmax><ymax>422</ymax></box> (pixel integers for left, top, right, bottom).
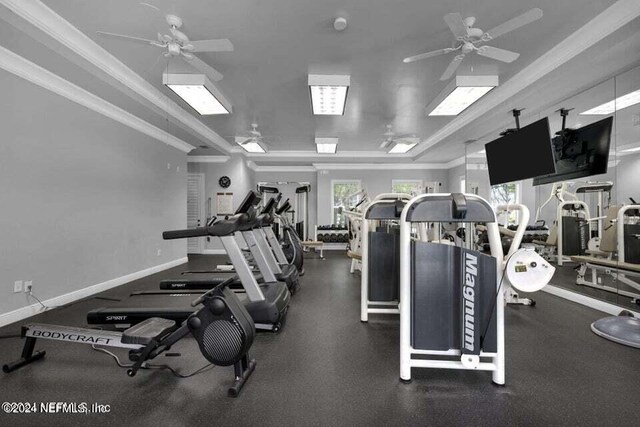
<box><xmin>96</xmin><ymin>11</ymin><xmax>233</xmax><ymax>81</ymax></box>
<box><xmin>235</xmin><ymin>124</ymin><xmax>268</xmax><ymax>152</ymax></box>
<box><xmin>403</xmin><ymin>8</ymin><xmax>543</xmax><ymax>81</ymax></box>
<box><xmin>379</xmin><ymin>125</ymin><xmax>418</xmax><ymax>149</ymax></box>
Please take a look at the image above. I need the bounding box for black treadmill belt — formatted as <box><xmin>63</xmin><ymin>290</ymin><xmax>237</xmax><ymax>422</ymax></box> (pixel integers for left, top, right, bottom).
<box><xmin>87</xmin><ymin>292</ymin><xmax>251</xmax><ymax>326</ymax></box>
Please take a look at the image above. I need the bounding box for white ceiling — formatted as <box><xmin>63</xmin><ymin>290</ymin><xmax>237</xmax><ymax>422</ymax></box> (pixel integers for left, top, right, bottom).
<box><xmin>11</xmin><ymin>0</ymin><xmax>639</xmax><ymax>162</ymax></box>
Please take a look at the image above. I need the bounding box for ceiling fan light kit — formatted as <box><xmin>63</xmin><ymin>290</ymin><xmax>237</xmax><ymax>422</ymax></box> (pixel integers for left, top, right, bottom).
<box><xmin>163</xmin><ymin>73</ymin><xmax>232</xmax><ymax>115</ymax></box>
<box><xmin>308</xmin><ymin>74</ymin><xmax>350</xmax><ymax>115</ymax></box>
<box><xmin>427</xmin><ymin>75</ymin><xmax>498</xmax><ymax>116</ymax></box>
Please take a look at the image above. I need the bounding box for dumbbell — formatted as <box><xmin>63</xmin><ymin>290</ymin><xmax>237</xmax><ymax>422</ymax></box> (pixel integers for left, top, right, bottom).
<box><xmin>501</xmin><ymin>236</ymin><xmax>513</xmax><ymax>254</ymax></box>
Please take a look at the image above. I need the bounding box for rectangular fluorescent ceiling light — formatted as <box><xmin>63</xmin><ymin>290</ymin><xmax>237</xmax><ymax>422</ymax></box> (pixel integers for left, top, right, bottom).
<box><xmin>388</xmin><ymin>137</ymin><xmax>419</xmax><ymax>154</ymax></box>
<box><xmin>163</xmin><ymin>73</ymin><xmax>231</xmax><ymax>115</ymax></box>
<box><xmin>315</xmin><ymin>137</ymin><xmax>338</xmax><ymax>154</ymax></box>
<box><xmin>618</xmin><ymin>142</ymin><xmax>640</xmax><ymax>153</ymax></box>
<box><xmin>621</xmin><ymin>146</ymin><xmax>640</xmax><ymax>153</ymax></box>
<box><xmin>580</xmin><ymin>88</ymin><xmax>640</xmax><ymax>115</ymax></box>
<box><xmin>427</xmin><ymin>75</ymin><xmax>498</xmax><ymax>116</ymax></box>
<box><xmin>308</xmin><ymin>74</ymin><xmax>350</xmax><ymax>115</ymax></box>
<box><xmin>234</xmin><ymin>137</ymin><xmax>266</xmax><ymax>153</ymax></box>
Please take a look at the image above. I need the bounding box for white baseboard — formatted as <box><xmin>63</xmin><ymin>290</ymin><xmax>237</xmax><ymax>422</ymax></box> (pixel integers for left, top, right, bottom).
<box><xmin>542</xmin><ymin>284</ymin><xmax>640</xmax><ymax>317</ymax></box>
<box><xmin>0</xmin><ymin>257</ymin><xmax>188</xmax><ymax>328</ymax></box>
<box><xmin>202</xmin><ymin>249</ymin><xmax>227</xmax><ymax>255</ymax></box>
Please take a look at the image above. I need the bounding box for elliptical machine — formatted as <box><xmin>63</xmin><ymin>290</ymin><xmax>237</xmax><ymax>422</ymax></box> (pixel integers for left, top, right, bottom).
<box><xmin>275</xmin><ymin>199</ymin><xmax>304</xmax><ymax>274</ymax></box>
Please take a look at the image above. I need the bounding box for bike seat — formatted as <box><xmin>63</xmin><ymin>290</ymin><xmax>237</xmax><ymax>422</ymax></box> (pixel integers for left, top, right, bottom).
<box><xmin>122</xmin><ymin>317</ymin><xmax>176</xmax><ymax>345</ymax></box>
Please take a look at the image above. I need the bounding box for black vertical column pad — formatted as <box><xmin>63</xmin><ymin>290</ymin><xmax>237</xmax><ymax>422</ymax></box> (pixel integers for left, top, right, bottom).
<box><xmin>459</xmin><ymin>248</ymin><xmax>497</xmax><ymax>356</ymax></box>
<box><xmin>411</xmin><ymin>242</ymin><xmax>497</xmax><ymax>353</ymax></box>
<box><xmin>368</xmin><ymin>230</ymin><xmax>400</xmax><ymax>301</ymax></box>
<box><xmin>411</xmin><ymin>242</ymin><xmax>459</xmax><ymax>350</ymax></box>
<box><xmin>624</xmin><ymin>224</ymin><xmax>640</xmax><ymax>264</ymax></box>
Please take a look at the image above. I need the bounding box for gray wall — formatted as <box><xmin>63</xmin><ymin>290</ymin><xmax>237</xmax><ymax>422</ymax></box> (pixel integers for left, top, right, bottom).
<box><xmin>316</xmin><ymin>168</ymin><xmax>450</xmax><ymax>226</ymax></box>
<box><xmin>448</xmin><ymin>163</ymin><xmax>466</xmax><ymax>193</ymax></box>
<box><xmin>254</xmin><ymin>171</ymin><xmax>317</xmax><ymax>240</ymax></box>
<box><xmin>0</xmin><ymin>70</ymin><xmax>187</xmax><ymax>317</ymax></box>
<box><xmin>187</xmin><ymin>154</ymin><xmax>255</xmax><ymax>250</ymax></box>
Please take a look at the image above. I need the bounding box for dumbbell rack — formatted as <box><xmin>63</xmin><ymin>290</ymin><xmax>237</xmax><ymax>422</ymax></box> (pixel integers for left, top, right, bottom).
<box><xmin>314</xmin><ymin>226</ymin><xmax>349</xmax><ymax>250</ymax></box>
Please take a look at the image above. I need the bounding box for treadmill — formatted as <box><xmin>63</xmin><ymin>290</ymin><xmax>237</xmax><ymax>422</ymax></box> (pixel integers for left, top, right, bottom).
<box><xmin>87</xmin><ymin>191</ymin><xmax>290</xmax><ymax>332</ymax></box>
<box><xmin>158</xmin><ymin>194</ymin><xmax>300</xmax><ymax>293</ymax></box>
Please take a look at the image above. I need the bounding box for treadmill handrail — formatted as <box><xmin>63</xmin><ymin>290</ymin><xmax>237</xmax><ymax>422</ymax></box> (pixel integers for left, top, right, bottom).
<box><xmin>276</xmin><ymin>199</ymin><xmax>290</xmax><ymax>215</ymax></box>
<box><xmin>163</xmin><ymin>213</ymin><xmax>249</xmax><ymax>240</ymax></box>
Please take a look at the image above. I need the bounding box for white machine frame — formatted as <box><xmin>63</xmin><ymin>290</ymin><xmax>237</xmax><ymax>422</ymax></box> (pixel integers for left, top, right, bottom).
<box><xmin>496</xmin><ymin>204</ymin><xmax>538</xmax><ymax>305</ymax></box>
<box><xmin>360</xmin><ymin>193</ymin><xmax>412</xmax><ymax>322</ymax></box>
<box><xmin>399</xmin><ymin>193</ymin><xmax>507</xmax><ymax>385</ymax></box>
<box><xmin>575</xmin><ymin>204</ymin><xmax>640</xmax><ymax>303</ymax></box>
<box><xmin>556</xmin><ymin>200</ymin><xmax>591</xmax><ymax>266</ymax></box>
<box><xmin>343</xmin><ymin>209</ymin><xmax>363</xmax><ymax>273</ymax></box>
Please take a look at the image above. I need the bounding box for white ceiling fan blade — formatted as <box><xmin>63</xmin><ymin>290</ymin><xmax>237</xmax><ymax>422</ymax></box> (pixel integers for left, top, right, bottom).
<box><xmin>483</xmin><ymin>8</ymin><xmax>543</xmax><ymax>40</ymax></box>
<box><xmin>140</xmin><ymin>2</ymin><xmax>160</xmax><ymax>12</ymax></box>
<box><xmin>440</xmin><ymin>54</ymin><xmax>465</xmax><ymax>81</ymax></box>
<box><xmin>235</xmin><ymin>136</ymin><xmax>251</xmax><ymax>145</ymax></box>
<box><xmin>190</xmin><ymin>39</ymin><xmax>234</xmax><ymax>53</ymax></box>
<box><xmin>443</xmin><ymin>13</ymin><xmax>469</xmax><ymax>40</ymax></box>
<box><xmin>181</xmin><ymin>51</ymin><xmax>194</xmax><ymax>60</ymax></box>
<box><xmin>394</xmin><ymin>139</ymin><xmax>416</xmax><ymax>146</ymax></box>
<box><xmin>184</xmin><ymin>55</ymin><xmax>223</xmax><ymax>81</ymax></box>
<box><xmin>476</xmin><ymin>45</ymin><xmax>519</xmax><ymax>63</ymax></box>
<box><xmin>380</xmin><ymin>140</ymin><xmax>391</xmax><ymax>149</ymax></box>
<box><xmin>96</xmin><ymin>31</ymin><xmax>162</xmax><ymax>46</ymax></box>
<box><xmin>403</xmin><ymin>47</ymin><xmax>456</xmax><ymax>63</ymax></box>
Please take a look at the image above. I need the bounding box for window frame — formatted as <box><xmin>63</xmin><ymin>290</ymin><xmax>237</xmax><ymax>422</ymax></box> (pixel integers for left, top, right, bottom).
<box><xmin>490</xmin><ymin>182</ymin><xmax>522</xmax><ymax>225</ymax></box>
<box><xmin>391</xmin><ymin>179</ymin><xmax>424</xmax><ymax>196</ymax></box>
<box><xmin>330</xmin><ymin>179</ymin><xmax>362</xmax><ymax>225</ymax></box>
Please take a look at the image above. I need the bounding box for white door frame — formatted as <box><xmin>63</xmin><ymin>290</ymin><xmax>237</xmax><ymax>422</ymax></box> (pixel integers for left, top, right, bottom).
<box><xmin>187</xmin><ymin>173</ymin><xmax>205</xmax><ymax>254</ymax></box>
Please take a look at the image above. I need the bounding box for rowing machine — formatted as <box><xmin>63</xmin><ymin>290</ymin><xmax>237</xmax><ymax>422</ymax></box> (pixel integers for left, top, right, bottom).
<box><xmin>3</xmin><ymin>280</ymin><xmax>256</xmax><ymax>397</ymax></box>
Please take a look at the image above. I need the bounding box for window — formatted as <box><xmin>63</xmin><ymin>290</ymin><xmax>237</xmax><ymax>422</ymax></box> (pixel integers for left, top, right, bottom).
<box><xmin>490</xmin><ymin>183</ymin><xmax>520</xmax><ymax>225</ymax></box>
<box><xmin>332</xmin><ymin>180</ymin><xmax>362</xmax><ymax>225</ymax></box>
<box><xmin>392</xmin><ymin>180</ymin><xmax>423</xmax><ymax>196</ymax></box>
<box><xmin>460</xmin><ymin>176</ymin><xmax>466</xmax><ymax>193</ymax></box>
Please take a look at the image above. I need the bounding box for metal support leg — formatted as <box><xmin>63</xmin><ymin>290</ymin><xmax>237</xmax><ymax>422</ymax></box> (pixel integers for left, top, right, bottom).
<box><xmin>228</xmin><ymin>355</ymin><xmax>256</xmax><ymax>397</ymax></box>
<box><xmin>3</xmin><ymin>336</ymin><xmax>46</xmax><ymax>373</ymax></box>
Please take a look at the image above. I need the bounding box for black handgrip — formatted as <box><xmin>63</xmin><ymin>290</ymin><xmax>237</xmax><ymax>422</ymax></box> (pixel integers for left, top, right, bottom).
<box><xmin>451</xmin><ymin>193</ymin><xmax>467</xmax><ymax>219</ymax></box>
<box><xmin>163</xmin><ymin>227</ymin><xmax>209</xmax><ymax>240</ymax></box>
<box><xmin>191</xmin><ymin>277</ymin><xmax>236</xmax><ymax>306</ymax></box>
<box><xmin>276</xmin><ymin>199</ymin><xmax>290</xmax><ymax>215</ymax></box>
<box><xmin>191</xmin><ymin>293</ymin><xmax>206</xmax><ymax>307</ymax></box>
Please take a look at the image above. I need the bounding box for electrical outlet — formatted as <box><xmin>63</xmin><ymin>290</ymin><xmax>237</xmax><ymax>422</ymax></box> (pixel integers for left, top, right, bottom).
<box><xmin>24</xmin><ymin>281</ymin><xmax>33</xmax><ymax>293</ymax></box>
<box><xmin>14</xmin><ymin>280</ymin><xmax>23</xmax><ymax>293</ymax></box>
<box><xmin>167</xmin><ymin>163</ymin><xmax>171</xmax><ymax>169</ymax></box>
<box><xmin>157</xmin><ymin>249</ymin><xmax>161</xmax><ymax>257</ymax></box>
